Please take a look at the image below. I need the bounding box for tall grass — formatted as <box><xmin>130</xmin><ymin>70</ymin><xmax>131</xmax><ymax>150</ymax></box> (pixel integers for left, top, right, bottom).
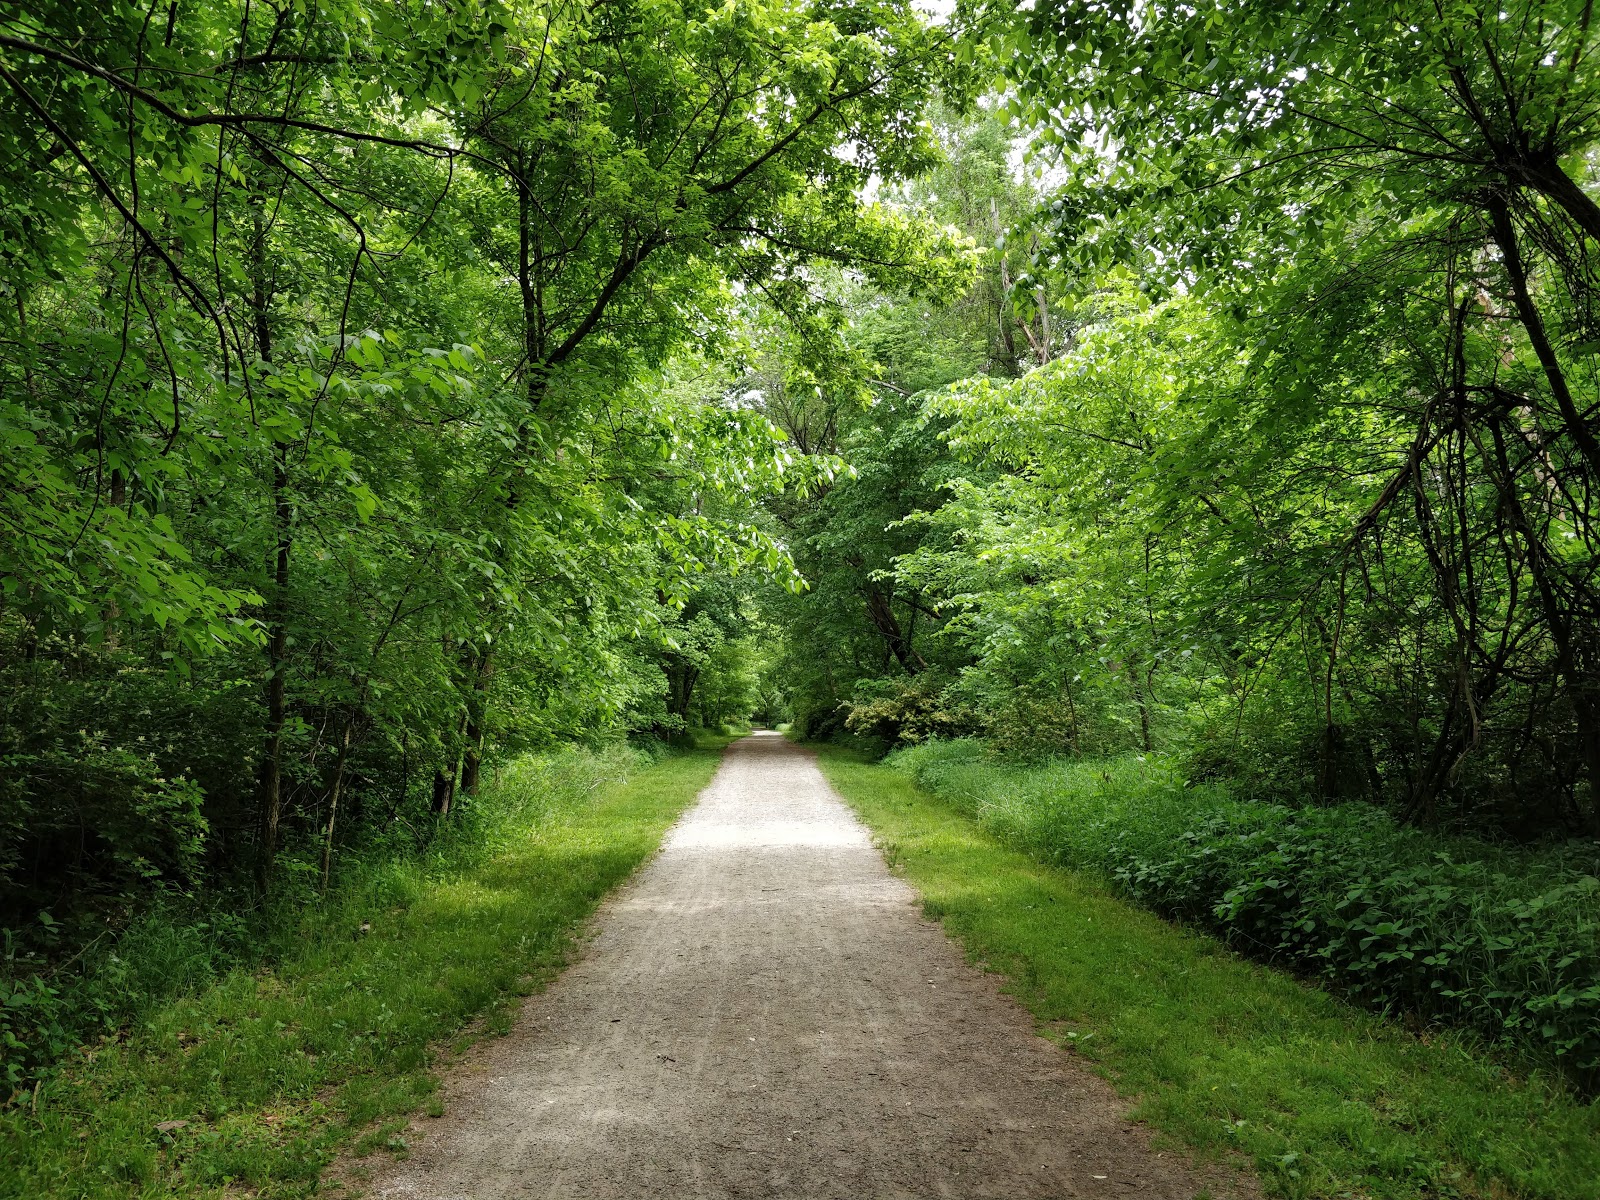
<box><xmin>890</xmin><ymin>739</ymin><xmax>1600</xmax><ymax>1092</ymax></box>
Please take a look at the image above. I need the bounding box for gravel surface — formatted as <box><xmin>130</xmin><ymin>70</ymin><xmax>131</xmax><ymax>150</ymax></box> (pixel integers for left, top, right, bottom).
<box><xmin>356</xmin><ymin>732</ymin><xmax>1245</xmax><ymax>1199</ymax></box>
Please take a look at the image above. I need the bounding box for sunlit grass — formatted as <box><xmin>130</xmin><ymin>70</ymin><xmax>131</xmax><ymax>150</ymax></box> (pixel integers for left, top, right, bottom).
<box><xmin>0</xmin><ymin>739</ymin><xmax>729</xmax><ymax>1199</ymax></box>
<box><xmin>815</xmin><ymin>745</ymin><xmax>1600</xmax><ymax>1200</ymax></box>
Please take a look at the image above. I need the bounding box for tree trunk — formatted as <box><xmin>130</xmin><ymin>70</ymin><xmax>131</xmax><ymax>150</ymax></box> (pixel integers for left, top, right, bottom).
<box><xmin>1485</xmin><ymin>194</ymin><xmax>1600</xmax><ymax>482</ymax></box>
<box><xmin>459</xmin><ymin>725</ymin><xmax>482</xmax><ymax>796</ymax></box>
<box><xmin>1317</xmin><ymin>721</ymin><xmax>1346</xmax><ymax>801</ymax></box>
<box><xmin>1131</xmin><ymin>671</ymin><xmax>1154</xmax><ymax>753</ymax></box>
<box><xmin>865</xmin><ymin>582</ymin><xmax>922</xmax><ymax>674</ymax></box>
<box><xmin>250</xmin><ymin>192</ymin><xmax>290</xmax><ymax>892</ymax></box>
<box><xmin>320</xmin><ymin>709</ymin><xmax>356</xmax><ymax>891</ymax></box>
<box><xmin>1513</xmin><ymin>148</ymin><xmax>1600</xmax><ymax>247</ymax></box>
<box><xmin>1061</xmin><ymin>674</ymin><xmax>1081</xmax><ymax>755</ymax></box>
<box><xmin>459</xmin><ymin>645</ymin><xmax>492</xmax><ymax>796</ymax></box>
<box><xmin>1483</xmin><ymin>414</ymin><xmax>1600</xmax><ymax>831</ymax></box>
<box><xmin>667</xmin><ymin>662</ymin><xmax>700</xmax><ymax>723</ymax></box>
<box><xmin>257</xmin><ymin>452</ymin><xmax>291</xmax><ymax>889</ymax></box>
<box><xmin>431</xmin><ymin>767</ymin><xmax>455</xmax><ymax>817</ymax></box>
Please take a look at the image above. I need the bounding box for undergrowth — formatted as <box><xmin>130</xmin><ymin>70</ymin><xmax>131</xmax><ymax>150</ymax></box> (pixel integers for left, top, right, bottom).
<box><xmin>890</xmin><ymin>739</ymin><xmax>1600</xmax><ymax>1092</ymax></box>
<box><xmin>1</xmin><ymin>742</ymin><xmax>671</xmax><ymax>1094</ymax></box>
<box><xmin>0</xmin><ymin>737</ymin><xmax>726</xmax><ymax>1198</ymax></box>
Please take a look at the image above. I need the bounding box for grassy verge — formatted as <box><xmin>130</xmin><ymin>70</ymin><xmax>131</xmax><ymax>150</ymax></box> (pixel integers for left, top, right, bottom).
<box><xmin>889</xmin><ymin>740</ymin><xmax>1600</xmax><ymax>1087</ymax></box>
<box><xmin>813</xmin><ymin>745</ymin><xmax>1600</xmax><ymax>1200</ymax></box>
<box><xmin>0</xmin><ymin>738</ymin><xmax>729</xmax><ymax>1199</ymax></box>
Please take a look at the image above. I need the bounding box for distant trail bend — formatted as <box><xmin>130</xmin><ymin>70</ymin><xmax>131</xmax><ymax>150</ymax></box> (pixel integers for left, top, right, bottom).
<box><xmin>360</xmin><ymin>732</ymin><xmax>1237</xmax><ymax>1199</ymax></box>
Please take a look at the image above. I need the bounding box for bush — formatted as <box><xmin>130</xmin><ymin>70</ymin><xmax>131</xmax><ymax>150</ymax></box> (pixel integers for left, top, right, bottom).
<box><xmin>890</xmin><ymin>739</ymin><xmax>1600</xmax><ymax>1093</ymax></box>
<box><xmin>0</xmin><ymin>644</ymin><xmax>244</xmax><ymax>930</ymax></box>
<box><xmin>842</xmin><ymin>675</ymin><xmax>981</xmax><ymax>748</ymax></box>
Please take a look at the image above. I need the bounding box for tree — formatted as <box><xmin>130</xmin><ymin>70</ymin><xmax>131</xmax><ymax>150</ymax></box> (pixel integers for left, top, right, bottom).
<box><xmin>0</xmin><ymin>0</ymin><xmax>972</xmax><ymax>921</ymax></box>
<box><xmin>929</xmin><ymin>0</ymin><xmax>1600</xmax><ymax>828</ymax></box>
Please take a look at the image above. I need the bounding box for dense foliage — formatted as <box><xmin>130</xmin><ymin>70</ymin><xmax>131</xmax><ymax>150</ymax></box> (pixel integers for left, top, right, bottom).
<box><xmin>0</xmin><ymin>0</ymin><xmax>972</xmax><ymax>1086</ymax></box>
<box><xmin>1</xmin><ymin>742</ymin><xmax>725</xmax><ymax>1195</ymax></box>
<box><xmin>754</xmin><ymin>2</ymin><xmax>1600</xmax><ymax>1093</ymax></box>
<box><xmin>894</xmin><ymin>739</ymin><xmax>1600</xmax><ymax>1090</ymax></box>
<box><xmin>776</xmin><ymin>2</ymin><xmax>1600</xmax><ymax>839</ymax></box>
<box><xmin>821</xmin><ymin>747</ymin><xmax>1600</xmax><ymax>1200</ymax></box>
<box><xmin>7</xmin><ymin>0</ymin><xmax>1600</xmax><ymax>1123</ymax></box>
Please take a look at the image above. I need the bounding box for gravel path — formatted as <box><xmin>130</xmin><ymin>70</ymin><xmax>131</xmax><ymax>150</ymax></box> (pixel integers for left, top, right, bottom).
<box><xmin>357</xmin><ymin>732</ymin><xmax>1238</xmax><ymax>1199</ymax></box>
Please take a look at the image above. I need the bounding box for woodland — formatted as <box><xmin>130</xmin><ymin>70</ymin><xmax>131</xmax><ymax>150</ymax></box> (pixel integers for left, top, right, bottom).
<box><xmin>3</xmin><ymin>0</ymin><xmax>1600</xmax><ymax>1115</ymax></box>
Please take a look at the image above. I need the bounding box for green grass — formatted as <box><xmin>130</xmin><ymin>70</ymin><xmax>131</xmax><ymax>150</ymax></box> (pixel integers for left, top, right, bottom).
<box><xmin>813</xmin><ymin>745</ymin><xmax>1600</xmax><ymax>1200</ymax></box>
<box><xmin>888</xmin><ymin>740</ymin><xmax>1600</xmax><ymax>1086</ymax></box>
<box><xmin>0</xmin><ymin>738</ymin><xmax>729</xmax><ymax>1199</ymax></box>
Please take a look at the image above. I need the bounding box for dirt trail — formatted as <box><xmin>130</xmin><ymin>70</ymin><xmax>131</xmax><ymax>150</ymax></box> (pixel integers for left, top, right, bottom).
<box><xmin>357</xmin><ymin>732</ymin><xmax>1240</xmax><ymax>1199</ymax></box>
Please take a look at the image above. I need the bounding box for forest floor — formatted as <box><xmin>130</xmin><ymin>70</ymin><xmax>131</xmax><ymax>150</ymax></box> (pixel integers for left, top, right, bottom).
<box><xmin>343</xmin><ymin>732</ymin><xmax>1242</xmax><ymax>1199</ymax></box>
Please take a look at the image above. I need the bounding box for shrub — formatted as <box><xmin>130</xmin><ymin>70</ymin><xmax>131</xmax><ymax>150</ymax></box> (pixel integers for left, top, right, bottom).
<box><xmin>890</xmin><ymin>739</ymin><xmax>1600</xmax><ymax>1093</ymax></box>
<box><xmin>843</xmin><ymin>675</ymin><xmax>981</xmax><ymax>748</ymax></box>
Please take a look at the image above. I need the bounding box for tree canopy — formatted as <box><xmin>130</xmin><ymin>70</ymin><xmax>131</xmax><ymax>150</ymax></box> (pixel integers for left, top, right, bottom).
<box><xmin>764</xmin><ymin>3</ymin><xmax>1600</xmax><ymax>841</ymax></box>
<box><xmin>7</xmin><ymin>0</ymin><xmax>1600</xmax><ymax>1093</ymax></box>
<box><xmin>0</xmin><ymin>0</ymin><xmax>974</xmax><ymax>936</ymax></box>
